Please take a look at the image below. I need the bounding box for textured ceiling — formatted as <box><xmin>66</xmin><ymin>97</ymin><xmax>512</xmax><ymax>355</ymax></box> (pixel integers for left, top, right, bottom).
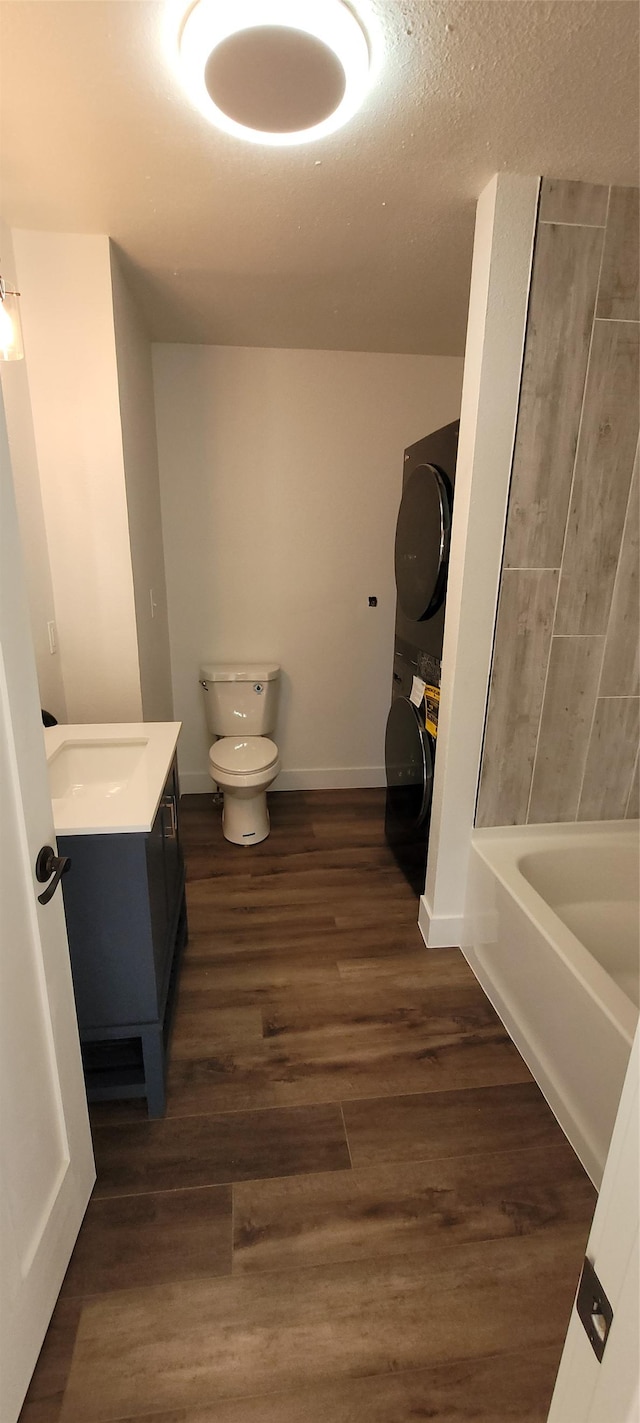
<box><xmin>0</xmin><ymin>0</ymin><xmax>638</xmax><ymax>355</ymax></box>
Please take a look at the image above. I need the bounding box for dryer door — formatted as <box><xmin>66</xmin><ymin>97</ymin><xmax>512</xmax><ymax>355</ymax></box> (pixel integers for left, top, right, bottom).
<box><xmin>394</xmin><ymin>463</ymin><xmax>452</xmax><ymax>621</ymax></box>
<box><xmin>384</xmin><ymin>696</ymin><xmax>434</xmax><ymax>839</ymax></box>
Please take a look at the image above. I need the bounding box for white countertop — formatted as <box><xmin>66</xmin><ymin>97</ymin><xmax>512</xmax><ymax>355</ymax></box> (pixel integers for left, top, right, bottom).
<box><xmin>44</xmin><ymin>722</ymin><xmax>182</xmax><ymax>835</ymax></box>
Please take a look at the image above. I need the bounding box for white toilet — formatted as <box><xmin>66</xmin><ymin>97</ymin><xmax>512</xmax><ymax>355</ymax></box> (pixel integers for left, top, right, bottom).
<box><xmin>200</xmin><ymin>663</ymin><xmax>281</xmax><ymax>845</ymax></box>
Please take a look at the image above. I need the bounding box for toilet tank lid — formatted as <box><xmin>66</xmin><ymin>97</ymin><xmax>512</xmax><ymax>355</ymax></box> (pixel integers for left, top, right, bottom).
<box><xmin>200</xmin><ymin>662</ymin><xmax>280</xmax><ymax>683</ymax></box>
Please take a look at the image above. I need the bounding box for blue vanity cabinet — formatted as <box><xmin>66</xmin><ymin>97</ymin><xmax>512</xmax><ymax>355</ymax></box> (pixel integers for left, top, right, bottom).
<box><xmin>58</xmin><ymin>756</ymin><xmax>187</xmax><ymax>1117</ymax></box>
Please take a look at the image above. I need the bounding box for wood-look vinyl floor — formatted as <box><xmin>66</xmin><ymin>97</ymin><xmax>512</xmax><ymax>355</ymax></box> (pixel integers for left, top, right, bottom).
<box><xmin>20</xmin><ymin>790</ymin><xmax>596</xmax><ymax>1423</ymax></box>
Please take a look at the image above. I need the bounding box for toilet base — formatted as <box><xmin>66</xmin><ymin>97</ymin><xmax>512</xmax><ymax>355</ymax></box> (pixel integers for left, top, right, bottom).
<box><xmin>221</xmin><ymin>787</ymin><xmax>270</xmax><ymax>845</ymax></box>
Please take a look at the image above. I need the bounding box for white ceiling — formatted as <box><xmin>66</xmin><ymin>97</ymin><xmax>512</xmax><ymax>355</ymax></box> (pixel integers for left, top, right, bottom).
<box><xmin>0</xmin><ymin>0</ymin><xmax>638</xmax><ymax>355</ymax></box>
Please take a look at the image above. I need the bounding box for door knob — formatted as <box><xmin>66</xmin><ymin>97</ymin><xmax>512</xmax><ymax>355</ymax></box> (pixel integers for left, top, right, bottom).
<box><xmin>35</xmin><ymin>845</ymin><xmax>71</xmax><ymax>905</ymax></box>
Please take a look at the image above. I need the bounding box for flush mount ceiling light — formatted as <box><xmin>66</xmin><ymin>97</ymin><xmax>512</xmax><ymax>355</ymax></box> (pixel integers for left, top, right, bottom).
<box><xmin>173</xmin><ymin>0</ymin><xmax>374</xmax><ymax>145</ymax></box>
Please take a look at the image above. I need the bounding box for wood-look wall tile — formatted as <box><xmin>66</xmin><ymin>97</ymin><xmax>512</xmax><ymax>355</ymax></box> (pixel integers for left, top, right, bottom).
<box><xmin>578</xmin><ymin>697</ymin><xmax>640</xmax><ymax>821</ymax></box>
<box><xmin>503</xmin><ymin>224</ymin><xmax>603</xmax><ymax>570</ymax></box>
<box><xmin>597</xmin><ymin>185</ymin><xmax>640</xmax><ymax>321</ymax></box>
<box><xmin>626</xmin><ymin>754</ymin><xmax>639</xmax><ymax>819</ymax></box>
<box><xmin>528</xmin><ymin>636</ymin><xmax>604</xmax><ymax>823</ymax></box>
<box><xmin>99</xmin><ymin>1347</ymin><xmax>563</xmax><ymax>1423</ymax></box>
<box><xmin>60</xmin><ymin>1231</ymin><xmax>585</xmax><ymax>1422</ymax></box>
<box><xmin>555</xmin><ymin>320</ymin><xmax>640</xmax><ymax>635</ymax></box>
<box><xmin>476</xmin><ymin>570</ymin><xmax>558</xmax><ymax>827</ymax></box>
<box><xmin>601</xmin><ymin>452</ymin><xmax>639</xmax><ymax>696</ymax></box>
<box><xmin>539</xmin><ymin>178</ymin><xmax>609</xmax><ymax>226</ymax></box>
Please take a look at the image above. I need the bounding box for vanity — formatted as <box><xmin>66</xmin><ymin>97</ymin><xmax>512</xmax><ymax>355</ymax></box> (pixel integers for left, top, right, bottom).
<box><xmin>45</xmin><ymin>722</ymin><xmax>186</xmax><ymax>1116</ymax></box>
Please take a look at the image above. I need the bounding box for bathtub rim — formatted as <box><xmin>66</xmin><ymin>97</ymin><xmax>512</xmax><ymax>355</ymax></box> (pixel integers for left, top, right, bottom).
<box><xmin>470</xmin><ymin>819</ymin><xmax>639</xmax><ymax>1046</ymax></box>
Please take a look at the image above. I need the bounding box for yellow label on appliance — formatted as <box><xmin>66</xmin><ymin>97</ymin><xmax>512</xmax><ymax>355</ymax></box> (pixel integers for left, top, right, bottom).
<box><xmin>424</xmin><ymin>684</ymin><xmax>440</xmax><ymax>737</ymax></box>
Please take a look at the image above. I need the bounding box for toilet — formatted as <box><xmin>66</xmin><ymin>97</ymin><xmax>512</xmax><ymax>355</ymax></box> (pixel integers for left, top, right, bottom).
<box><xmin>200</xmin><ymin>663</ymin><xmax>281</xmax><ymax>845</ymax></box>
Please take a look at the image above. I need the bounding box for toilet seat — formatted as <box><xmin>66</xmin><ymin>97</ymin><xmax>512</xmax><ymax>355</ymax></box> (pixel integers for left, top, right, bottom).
<box><xmin>209</xmin><ymin>736</ymin><xmax>278</xmax><ymax>776</ymax></box>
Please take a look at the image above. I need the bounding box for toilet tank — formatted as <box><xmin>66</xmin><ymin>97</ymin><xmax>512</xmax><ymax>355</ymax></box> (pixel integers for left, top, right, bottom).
<box><xmin>200</xmin><ymin>664</ymin><xmax>280</xmax><ymax>737</ymax></box>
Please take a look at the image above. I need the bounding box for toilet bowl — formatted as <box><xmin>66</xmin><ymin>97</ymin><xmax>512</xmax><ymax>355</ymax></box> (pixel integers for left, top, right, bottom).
<box><xmin>208</xmin><ymin>736</ymin><xmax>280</xmax><ymax>845</ymax></box>
<box><xmin>200</xmin><ymin>663</ymin><xmax>281</xmax><ymax>846</ymax></box>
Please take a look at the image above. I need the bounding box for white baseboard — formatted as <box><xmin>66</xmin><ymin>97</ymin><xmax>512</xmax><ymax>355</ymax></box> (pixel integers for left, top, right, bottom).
<box><xmin>418</xmin><ymin>894</ymin><xmax>464</xmax><ymax>949</ymax></box>
<box><xmin>274</xmin><ymin>767</ymin><xmax>386</xmax><ymax>791</ymax></box>
<box><xmin>178</xmin><ymin>767</ymin><xmax>386</xmax><ymax>796</ymax></box>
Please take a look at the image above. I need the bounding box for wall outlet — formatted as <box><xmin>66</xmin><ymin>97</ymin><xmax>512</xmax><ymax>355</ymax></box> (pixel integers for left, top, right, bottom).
<box><xmin>47</xmin><ymin>620</ymin><xmax>57</xmax><ymax>654</ymax></box>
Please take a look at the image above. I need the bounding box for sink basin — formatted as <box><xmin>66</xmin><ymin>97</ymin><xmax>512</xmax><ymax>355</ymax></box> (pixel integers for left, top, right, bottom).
<box><xmin>44</xmin><ymin>722</ymin><xmax>182</xmax><ymax>835</ymax></box>
<box><xmin>47</xmin><ymin>738</ymin><xmax>148</xmax><ymax>800</ymax></box>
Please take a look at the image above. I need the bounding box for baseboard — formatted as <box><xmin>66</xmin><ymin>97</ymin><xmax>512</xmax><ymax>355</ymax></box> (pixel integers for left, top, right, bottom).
<box><xmin>274</xmin><ymin>767</ymin><xmax>386</xmax><ymax>791</ymax></box>
<box><xmin>418</xmin><ymin>894</ymin><xmax>464</xmax><ymax>949</ymax></box>
<box><xmin>179</xmin><ymin>767</ymin><xmax>386</xmax><ymax>796</ymax></box>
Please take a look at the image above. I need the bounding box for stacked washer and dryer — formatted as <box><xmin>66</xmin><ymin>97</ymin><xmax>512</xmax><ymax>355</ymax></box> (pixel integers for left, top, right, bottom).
<box><xmin>384</xmin><ymin>421</ymin><xmax>459</xmax><ymax>894</ymax></box>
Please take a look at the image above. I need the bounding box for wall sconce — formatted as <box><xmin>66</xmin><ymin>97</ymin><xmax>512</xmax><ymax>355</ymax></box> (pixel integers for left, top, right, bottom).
<box><xmin>0</xmin><ymin>275</ymin><xmax>24</xmax><ymax>361</ymax></box>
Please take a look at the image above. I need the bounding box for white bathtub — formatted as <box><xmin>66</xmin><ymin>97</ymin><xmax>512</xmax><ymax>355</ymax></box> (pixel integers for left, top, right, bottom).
<box><xmin>463</xmin><ymin>820</ymin><xmax>639</xmax><ymax>1187</ymax></box>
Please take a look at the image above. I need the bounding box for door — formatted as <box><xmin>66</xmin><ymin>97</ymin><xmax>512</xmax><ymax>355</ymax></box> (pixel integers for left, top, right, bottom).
<box><xmin>547</xmin><ymin>1023</ymin><xmax>639</xmax><ymax>1422</ymax></box>
<box><xmin>0</xmin><ymin>389</ymin><xmax>95</xmax><ymax>1423</ymax></box>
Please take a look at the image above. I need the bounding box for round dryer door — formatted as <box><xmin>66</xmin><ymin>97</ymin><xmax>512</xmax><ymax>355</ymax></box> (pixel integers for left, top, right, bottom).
<box><xmin>394</xmin><ymin>463</ymin><xmax>452</xmax><ymax>621</ymax></box>
<box><xmin>385</xmin><ymin>696</ymin><xmax>434</xmax><ymax>835</ymax></box>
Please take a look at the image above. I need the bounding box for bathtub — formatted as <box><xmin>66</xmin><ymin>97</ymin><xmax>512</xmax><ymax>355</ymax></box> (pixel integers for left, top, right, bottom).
<box><xmin>462</xmin><ymin>820</ymin><xmax>639</xmax><ymax>1187</ymax></box>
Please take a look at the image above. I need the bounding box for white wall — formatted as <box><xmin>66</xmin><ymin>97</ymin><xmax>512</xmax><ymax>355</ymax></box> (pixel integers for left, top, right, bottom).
<box><xmin>12</xmin><ymin>231</ymin><xmax>142</xmax><ymax>724</ymax></box>
<box><xmin>0</xmin><ymin>221</ymin><xmax>66</xmax><ymax>722</ymax></box>
<box><xmin>153</xmin><ymin>344</ymin><xmax>463</xmax><ymax>791</ymax></box>
<box><xmin>421</xmin><ymin>173</ymin><xmax>539</xmax><ymax>947</ymax></box>
<box><xmin>109</xmin><ymin>245</ymin><xmax>173</xmax><ymax>722</ymax></box>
